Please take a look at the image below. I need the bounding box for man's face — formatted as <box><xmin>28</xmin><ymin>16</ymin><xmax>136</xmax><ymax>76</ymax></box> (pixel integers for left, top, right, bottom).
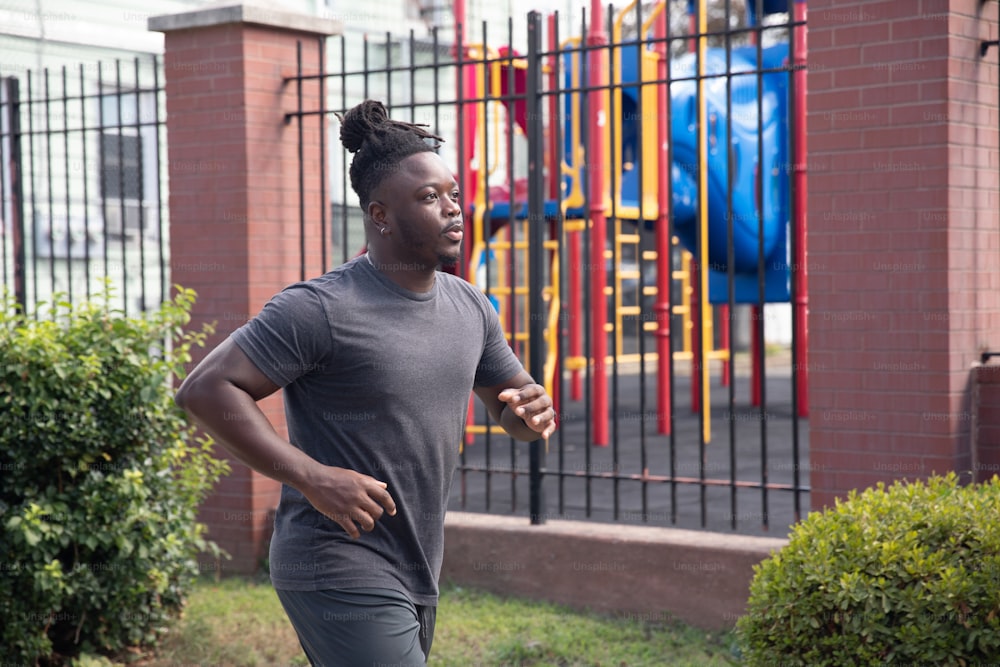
<box><xmin>375</xmin><ymin>151</ymin><xmax>463</xmax><ymax>269</ymax></box>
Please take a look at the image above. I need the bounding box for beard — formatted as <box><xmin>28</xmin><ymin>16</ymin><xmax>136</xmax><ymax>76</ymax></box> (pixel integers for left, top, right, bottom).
<box><xmin>393</xmin><ymin>220</ymin><xmax>462</xmax><ymax>270</ymax></box>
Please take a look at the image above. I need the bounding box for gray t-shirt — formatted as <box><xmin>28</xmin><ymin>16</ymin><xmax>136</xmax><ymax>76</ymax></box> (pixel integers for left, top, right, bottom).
<box><xmin>231</xmin><ymin>256</ymin><xmax>523</xmax><ymax>605</ymax></box>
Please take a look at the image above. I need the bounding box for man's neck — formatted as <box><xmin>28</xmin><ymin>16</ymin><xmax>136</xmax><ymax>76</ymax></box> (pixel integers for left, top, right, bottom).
<box><xmin>367</xmin><ymin>252</ymin><xmax>437</xmax><ymax>293</ymax></box>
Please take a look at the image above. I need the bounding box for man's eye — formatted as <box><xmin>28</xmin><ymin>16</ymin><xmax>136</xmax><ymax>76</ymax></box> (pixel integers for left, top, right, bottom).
<box><xmin>451</xmin><ymin>192</ymin><xmax>461</xmax><ymax>201</ymax></box>
<box><xmin>425</xmin><ymin>192</ymin><xmax>438</xmax><ymax>200</ymax></box>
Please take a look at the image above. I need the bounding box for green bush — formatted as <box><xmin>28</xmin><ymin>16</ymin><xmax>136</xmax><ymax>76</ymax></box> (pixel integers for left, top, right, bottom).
<box><xmin>737</xmin><ymin>473</ymin><xmax>1000</xmax><ymax>666</ymax></box>
<box><xmin>0</xmin><ymin>287</ymin><xmax>228</xmax><ymax>665</ymax></box>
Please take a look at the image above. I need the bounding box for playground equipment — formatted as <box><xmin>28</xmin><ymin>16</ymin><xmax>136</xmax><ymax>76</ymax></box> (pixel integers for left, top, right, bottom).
<box><xmin>457</xmin><ymin>0</ymin><xmax>808</xmax><ymax>446</ymax></box>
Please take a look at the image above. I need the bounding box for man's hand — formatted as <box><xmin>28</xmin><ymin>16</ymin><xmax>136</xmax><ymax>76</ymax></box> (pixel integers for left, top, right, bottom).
<box><xmin>498</xmin><ymin>383</ymin><xmax>557</xmax><ymax>440</ymax></box>
<box><xmin>301</xmin><ymin>466</ymin><xmax>398</xmax><ymax>539</ymax></box>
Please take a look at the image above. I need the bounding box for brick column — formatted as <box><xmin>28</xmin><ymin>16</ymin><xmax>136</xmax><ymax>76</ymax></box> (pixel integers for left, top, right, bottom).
<box><xmin>150</xmin><ymin>5</ymin><xmax>341</xmax><ymax>573</ymax></box>
<box><xmin>974</xmin><ymin>366</ymin><xmax>1000</xmax><ymax>482</ymax></box>
<box><xmin>807</xmin><ymin>0</ymin><xmax>999</xmax><ymax>510</ymax></box>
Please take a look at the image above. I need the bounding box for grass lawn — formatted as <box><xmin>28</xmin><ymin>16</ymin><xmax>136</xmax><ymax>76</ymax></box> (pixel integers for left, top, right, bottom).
<box><xmin>136</xmin><ymin>576</ymin><xmax>738</xmax><ymax>666</ymax></box>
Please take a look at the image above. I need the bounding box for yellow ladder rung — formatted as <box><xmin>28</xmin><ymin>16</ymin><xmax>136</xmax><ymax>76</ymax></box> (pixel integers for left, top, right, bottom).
<box><xmin>619</xmin><ymin>306</ymin><xmax>641</xmax><ymax>315</ymax></box>
<box><xmin>487</xmin><ymin>241</ymin><xmax>530</xmax><ymax>250</ymax></box>
<box><xmin>642</xmin><ymin>286</ymin><xmax>657</xmax><ymax>296</ymax></box>
<box><xmin>642</xmin><ymin>321</ymin><xmax>659</xmax><ymax>331</ymax></box>
<box><xmin>564</xmin><ymin>356</ymin><xmax>587</xmax><ymax>371</ymax></box>
<box><xmin>564</xmin><ymin>220</ymin><xmax>586</xmax><ymax>232</ymax></box>
<box><xmin>641</xmin><ymin>250</ymin><xmax>658</xmax><ymax>261</ymax></box>
<box><xmin>617</xmin><ymin>234</ymin><xmax>640</xmax><ymax>243</ymax></box>
<box><xmin>464</xmin><ymin>424</ymin><xmax>514</xmax><ymax>435</ymax></box>
<box><xmin>489</xmin><ymin>286</ymin><xmax>532</xmax><ymax>296</ymax></box>
<box><xmin>618</xmin><ymin>270</ymin><xmax>640</xmax><ymax>280</ymax></box>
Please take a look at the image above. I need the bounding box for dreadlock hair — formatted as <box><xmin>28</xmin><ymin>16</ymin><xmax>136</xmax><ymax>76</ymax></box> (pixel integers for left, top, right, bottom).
<box><xmin>338</xmin><ymin>99</ymin><xmax>445</xmax><ymax>212</ymax></box>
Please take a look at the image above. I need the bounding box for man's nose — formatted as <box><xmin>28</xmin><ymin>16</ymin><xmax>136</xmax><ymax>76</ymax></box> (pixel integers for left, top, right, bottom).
<box><xmin>443</xmin><ymin>196</ymin><xmax>461</xmax><ymax>217</ymax></box>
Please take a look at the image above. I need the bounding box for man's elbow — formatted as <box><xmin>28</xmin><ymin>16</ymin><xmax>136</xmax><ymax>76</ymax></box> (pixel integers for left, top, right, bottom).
<box><xmin>173</xmin><ymin>375</ymin><xmax>202</xmax><ymax>414</ymax></box>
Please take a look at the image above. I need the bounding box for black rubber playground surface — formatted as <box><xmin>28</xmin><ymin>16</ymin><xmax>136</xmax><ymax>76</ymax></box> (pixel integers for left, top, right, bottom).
<box><xmin>450</xmin><ymin>352</ymin><xmax>809</xmax><ymax>539</ymax></box>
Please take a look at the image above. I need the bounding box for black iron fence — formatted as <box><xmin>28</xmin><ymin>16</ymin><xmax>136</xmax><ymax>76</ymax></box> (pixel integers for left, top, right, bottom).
<box><xmin>286</xmin><ymin>3</ymin><xmax>809</xmax><ymax>536</ymax></box>
<box><xmin>0</xmin><ymin>56</ymin><xmax>168</xmax><ymax>316</ymax></box>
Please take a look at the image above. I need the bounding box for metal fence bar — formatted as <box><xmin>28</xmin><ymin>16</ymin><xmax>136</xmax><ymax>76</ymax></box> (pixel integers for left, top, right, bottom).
<box><xmin>2</xmin><ymin>77</ymin><xmax>27</xmax><ymax>310</ymax></box>
<box><xmin>789</xmin><ymin>2</ymin><xmax>806</xmax><ymax>525</ymax></box>
<box><xmin>753</xmin><ymin>0</ymin><xmax>769</xmax><ymax>530</ymax></box>
<box><xmin>723</xmin><ymin>0</ymin><xmax>739</xmax><ymax>530</ymax></box>
<box><xmin>1</xmin><ymin>56</ymin><xmax>168</xmax><ymax>317</ymax></box>
<box><xmin>526</xmin><ymin>10</ymin><xmax>547</xmax><ymax>525</ymax></box>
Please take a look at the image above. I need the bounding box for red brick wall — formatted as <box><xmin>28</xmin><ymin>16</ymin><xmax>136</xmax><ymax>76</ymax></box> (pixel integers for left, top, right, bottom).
<box><xmin>975</xmin><ymin>366</ymin><xmax>1000</xmax><ymax>481</ymax></box>
<box><xmin>160</xmin><ymin>19</ymin><xmax>328</xmax><ymax>572</ymax></box>
<box><xmin>808</xmin><ymin>0</ymin><xmax>1000</xmax><ymax>509</ymax></box>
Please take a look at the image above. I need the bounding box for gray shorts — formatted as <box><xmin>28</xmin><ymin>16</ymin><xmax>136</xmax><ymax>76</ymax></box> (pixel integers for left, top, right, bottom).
<box><xmin>275</xmin><ymin>587</ymin><xmax>436</xmax><ymax>667</ymax></box>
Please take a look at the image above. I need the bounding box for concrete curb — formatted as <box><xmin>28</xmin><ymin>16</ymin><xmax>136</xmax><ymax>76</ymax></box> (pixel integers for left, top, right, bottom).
<box><xmin>441</xmin><ymin>511</ymin><xmax>788</xmax><ymax>630</ymax></box>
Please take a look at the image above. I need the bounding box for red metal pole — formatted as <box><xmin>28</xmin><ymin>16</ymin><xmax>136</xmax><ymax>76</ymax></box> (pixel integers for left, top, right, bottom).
<box><xmin>653</xmin><ymin>5</ymin><xmax>671</xmax><ymax>434</ymax></box>
<box><xmin>546</xmin><ymin>13</ymin><xmax>562</xmax><ymax>418</ymax></box>
<box><xmin>792</xmin><ymin>0</ymin><xmax>809</xmax><ymax>418</ymax></box>
<box><xmin>687</xmin><ymin>11</ymin><xmax>697</xmax><ymax>54</ymax></box>
<box><xmin>567</xmin><ymin>37</ymin><xmax>583</xmax><ymax>403</ymax></box>
<box><xmin>454</xmin><ymin>0</ymin><xmax>477</xmax><ymax>275</ymax></box>
<box><xmin>569</xmin><ymin>235</ymin><xmax>583</xmax><ymax>401</ymax></box>
<box><xmin>587</xmin><ymin>0</ymin><xmax>609</xmax><ymax>446</ymax></box>
<box><xmin>457</xmin><ymin>0</ymin><xmax>477</xmax><ymax>446</ymax></box>
<box><xmin>744</xmin><ymin>22</ymin><xmax>761</xmax><ymax>411</ymax></box>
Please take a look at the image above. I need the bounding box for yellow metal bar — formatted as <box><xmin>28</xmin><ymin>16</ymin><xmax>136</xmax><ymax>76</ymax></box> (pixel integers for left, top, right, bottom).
<box><xmin>465</xmin><ymin>424</ymin><xmax>513</xmax><ymax>435</ymax></box>
<box><xmin>544</xmin><ymin>251</ymin><xmax>560</xmax><ymax>399</ymax></box>
<box><xmin>679</xmin><ymin>248</ymin><xmax>693</xmax><ymax>354</ymax></box>
<box><xmin>696</xmin><ymin>0</ymin><xmax>710</xmax><ymax>442</ymax></box>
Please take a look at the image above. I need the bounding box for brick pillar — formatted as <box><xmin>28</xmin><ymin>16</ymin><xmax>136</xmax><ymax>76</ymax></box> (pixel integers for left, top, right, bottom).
<box><xmin>974</xmin><ymin>366</ymin><xmax>1000</xmax><ymax>482</ymax></box>
<box><xmin>150</xmin><ymin>6</ymin><xmax>341</xmax><ymax>573</ymax></box>
<box><xmin>807</xmin><ymin>0</ymin><xmax>999</xmax><ymax>510</ymax></box>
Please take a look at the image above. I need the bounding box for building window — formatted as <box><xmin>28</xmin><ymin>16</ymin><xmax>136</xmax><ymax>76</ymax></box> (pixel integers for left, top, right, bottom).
<box><xmin>99</xmin><ymin>89</ymin><xmax>158</xmax><ymax>240</ymax></box>
<box><xmin>100</xmin><ymin>133</ymin><xmax>141</xmax><ymax>200</ymax></box>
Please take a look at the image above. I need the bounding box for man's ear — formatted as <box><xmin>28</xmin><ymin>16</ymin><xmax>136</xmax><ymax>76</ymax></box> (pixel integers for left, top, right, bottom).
<box><xmin>368</xmin><ymin>200</ymin><xmax>387</xmax><ymax>225</ymax></box>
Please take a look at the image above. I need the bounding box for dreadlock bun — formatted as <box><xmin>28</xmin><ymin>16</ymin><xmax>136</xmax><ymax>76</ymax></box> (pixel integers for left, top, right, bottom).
<box><xmin>338</xmin><ymin>99</ymin><xmax>448</xmax><ymax>209</ymax></box>
<box><xmin>339</xmin><ymin>99</ymin><xmax>389</xmax><ymax>154</ymax></box>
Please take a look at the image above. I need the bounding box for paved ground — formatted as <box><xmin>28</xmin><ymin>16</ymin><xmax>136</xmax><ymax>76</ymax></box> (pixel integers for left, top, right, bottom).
<box><xmin>449</xmin><ymin>351</ymin><xmax>809</xmax><ymax>539</ymax></box>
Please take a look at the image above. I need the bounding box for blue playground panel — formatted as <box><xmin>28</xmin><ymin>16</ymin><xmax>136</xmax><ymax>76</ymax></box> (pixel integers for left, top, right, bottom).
<box><xmin>668</xmin><ymin>43</ymin><xmax>792</xmax><ymax>304</ymax></box>
<box><xmin>560</xmin><ymin>41</ymin><xmax>792</xmax><ymax>304</ymax></box>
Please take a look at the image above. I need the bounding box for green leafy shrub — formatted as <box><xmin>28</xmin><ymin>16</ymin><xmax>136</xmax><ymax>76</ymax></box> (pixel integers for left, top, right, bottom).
<box><xmin>737</xmin><ymin>473</ymin><xmax>1000</xmax><ymax>666</ymax></box>
<box><xmin>0</xmin><ymin>287</ymin><xmax>228</xmax><ymax>665</ymax></box>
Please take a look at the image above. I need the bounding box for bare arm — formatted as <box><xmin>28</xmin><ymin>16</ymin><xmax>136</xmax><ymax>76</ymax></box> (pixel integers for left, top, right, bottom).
<box><xmin>473</xmin><ymin>369</ymin><xmax>557</xmax><ymax>441</ymax></box>
<box><xmin>175</xmin><ymin>338</ymin><xmax>395</xmax><ymax>538</ymax></box>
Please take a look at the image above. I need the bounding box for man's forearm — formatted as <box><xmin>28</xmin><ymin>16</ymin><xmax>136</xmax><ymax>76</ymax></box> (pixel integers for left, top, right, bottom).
<box><xmin>176</xmin><ymin>380</ymin><xmax>320</xmax><ymax>491</ymax></box>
